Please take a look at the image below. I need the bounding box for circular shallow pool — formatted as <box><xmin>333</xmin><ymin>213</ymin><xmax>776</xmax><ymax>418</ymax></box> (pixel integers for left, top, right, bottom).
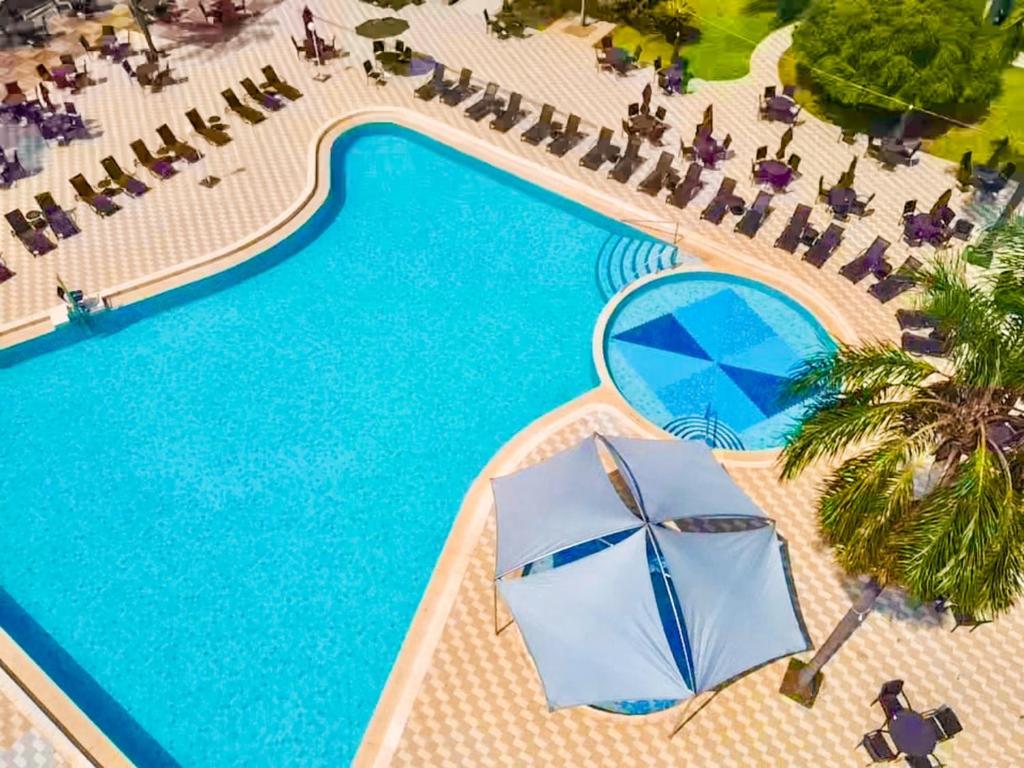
<box><xmin>603</xmin><ymin>272</ymin><xmax>835</xmax><ymax>450</ymax></box>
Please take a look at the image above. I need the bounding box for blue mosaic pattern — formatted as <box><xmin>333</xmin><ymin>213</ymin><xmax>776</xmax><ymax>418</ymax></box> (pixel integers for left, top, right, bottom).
<box><xmin>606</xmin><ymin>274</ymin><xmax>834</xmax><ymax>450</ymax></box>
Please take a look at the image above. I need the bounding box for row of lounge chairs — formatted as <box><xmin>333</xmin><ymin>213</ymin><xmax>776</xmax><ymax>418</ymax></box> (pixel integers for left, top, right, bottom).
<box><xmin>5</xmin><ymin>65</ymin><xmax>301</xmax><ymax>259</ymax></box>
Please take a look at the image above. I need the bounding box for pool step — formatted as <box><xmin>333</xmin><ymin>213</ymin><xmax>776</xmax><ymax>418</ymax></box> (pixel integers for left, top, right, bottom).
<box><xmin>595</xmin><ymin>234</ymin><xmax>679</xmax><ymax>300</ymax></box>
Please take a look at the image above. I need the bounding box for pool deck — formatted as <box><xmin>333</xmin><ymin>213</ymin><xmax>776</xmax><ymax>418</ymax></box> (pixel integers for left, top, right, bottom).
<box><xmin>1</xmin><ymin>1</ymin><xmax>1023</xmax><ymax>765</ymax></box>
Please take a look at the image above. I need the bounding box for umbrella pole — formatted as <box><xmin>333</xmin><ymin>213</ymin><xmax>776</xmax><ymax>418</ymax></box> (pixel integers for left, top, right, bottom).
<box><xmin>493</xmin><ymin>582</ymin><xmax>513</xmax><ymax>636</ymax></box>
<box><xmin>668</xmin><ymin>689</ymin><xmax>721</xmax><ymax>738</ymax></box>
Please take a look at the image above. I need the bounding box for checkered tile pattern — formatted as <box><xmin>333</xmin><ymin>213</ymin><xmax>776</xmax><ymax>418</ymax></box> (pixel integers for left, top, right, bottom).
<box><xmin>0</xmin><ymin>678</ymin><xmax>83</xmax><ymax>768</ymax></box>
<box><xmin>384</xmin><ymin>401</ymin><xmax>1024</xmax><ymax>767</ymax></box>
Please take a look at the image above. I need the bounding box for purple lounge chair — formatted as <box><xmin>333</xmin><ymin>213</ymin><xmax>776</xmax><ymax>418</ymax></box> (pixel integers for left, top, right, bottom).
<box><xmin>34</xmin><ymin>192</ymin><xmax>80</xmax><ymax>239</ymax></box>
<box><xmin>6</xmin><ymin>209</ymin><xmax>57</xmax><ymax>256</ymax></box>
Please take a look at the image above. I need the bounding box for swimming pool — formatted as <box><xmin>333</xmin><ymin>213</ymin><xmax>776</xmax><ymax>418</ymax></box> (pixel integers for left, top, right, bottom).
<box><xmin>0</xmin><ymin>124</ymin><xmax>672</xmax><ymax>766</ymax></box>
<box><xmin>604</xmin><ymin>272</ymin><xmax>834</xmax><ymax>450</ymax></box>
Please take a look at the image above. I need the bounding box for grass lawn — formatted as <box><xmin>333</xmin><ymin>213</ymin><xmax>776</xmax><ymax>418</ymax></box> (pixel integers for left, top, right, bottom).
<box><xmin>780</xmin><ymin>51</ymin><xmax>1024</xmax><ymax>167</ymax></box>
<box><xmin>612</xmin><ymin>0</ymin><xmax>782</xmax><ymax>81</ymax></box>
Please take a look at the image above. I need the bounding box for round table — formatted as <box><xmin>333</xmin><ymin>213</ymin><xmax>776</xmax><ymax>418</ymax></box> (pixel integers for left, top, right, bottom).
<box><xmin>828</xmin><ymin>186</ymin><xmax>856</xmax><ymax>212</ymax></box>
<box><xmin>756</xmin><ymin>159</ymin><xmax>793</xmax><ymax>188</ymax></box>
<box><xmin>890</xmin><ymin>711</ymin><xmax>937</xmax><ymax>757</ymax></box>
<box><xmin>25</xmin><ymin>210</ymin><xmax>47</xmax><ymax>230</ymax></box>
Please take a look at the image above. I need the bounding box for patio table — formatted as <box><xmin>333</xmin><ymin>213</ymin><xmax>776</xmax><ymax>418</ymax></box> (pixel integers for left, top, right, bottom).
<box><xmin>890</xmin><ymin>710</ymin><xmax>938</xmax><ymax>758</ymax></box>
<box><xmin>905</xmin><ymin>213</ymin><xmax>945</xmax><ymax>244</ymax></box>
<box><xmin>694</xmin><ymin>132</ymin><xmax>722</xmax><ymax>166</ymax></box>
<box><xmin>828</xmin><ymin>186</ymin><xmax>856</xmax><ymax>214</ymax></box>
<box><xmin>755</xmin><ymin>159</ymin><xmax>793</xmax><ymax>189</ymax></box>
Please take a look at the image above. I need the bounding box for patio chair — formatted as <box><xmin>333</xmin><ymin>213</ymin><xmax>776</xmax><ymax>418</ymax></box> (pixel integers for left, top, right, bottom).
<box><xmin>900</xmin><ymin>199</ymin><xmax>917</xmax><ymax>223</ymax></box>
<box><xmin>850</xmin><ymin>192</ymin><xmax>875</xmax><ymax>218</ymax></box>
<box><xmin>956</xmin><ymin>150</ymin><xmax>973</xmax><ymax>189</ymax></box>
<box><xmin>260</xmin><ymin>65</ymin><xmax>303</xmax><ymax>100</ymax></box>
<box><xmin>788</xmin><ymin>153</ymin><xmax>801</xmax><ymax>174</ymax></box>
<box><xmin>666</xmin><ymin>162</ymin><xmax>702</xmax><ymax>208</ymax></box>
<box><xmin>638</xmin><ymin>151</ymin><xmax>676</xmax><ymax>195</ymax></box>
<box><xmin>608</xmin><ymin>137</ymin><xmax>645</xmax><ymax>183</ymax></box>
<box><xmin>241</xmin><ymin>78</ymin><xmax>285</xmax><ymax>111</ymax></box>
<box><xmin>774</xmin><ymin>204</ymin><xmax>812</xmax><ymax>253</ymax></box>
<box><xmin>547</xmin><ymin>114</ymin><xmax>584</xmax><ymax>157</ymax></box>
<box><xmin>222</xmin><ymin>88</ymin><xmax>266</xmax><ymax>125</ymax></box>
<box><xmin>1002</xmin><ymin>161</ymin><xmax>1017</xmax><ymax>181</ymax></box>
<box><xmin>0</xmin><ymin>257</ymin><xmax>13</xmax><ymax>284</ymax></box>
<box><xmin>839</xmin><ymin>236</ymin><xmax>891</xmax><ymax>283</ymax></box>
<box><xmin>186</xmin><ymin>109</ymin><xmax>232</xmax><ymax>147</ymax></box>
<box><xmin>69</xmin><ymin>174</ymin><xmax>121</xmax><ymax>216</ymax></box>
<box><xmin>34</xmin><ymin>192</ymin><xmax>80</xmax><ymax>239</ymax></box>
<box><xmin>1</xmin><ymin>149</ymin><xmax>28</xmax><ymax>186</ymax></box>
<box><xmin>156</xmin><ymin>125</ymin><xmax>202</xmax><ymax>164</ymax></box>
<box><xmin>861</xmin><ymin>730</ymin><xmax>897</xmax><ymax>763</ymax></box>
<box><xmin>362</xmin><ymin>60</ymin><xmax>387</xmax><ymax>86</ymax></box>
<box><xmin>414</xmin><ymin>63</ymin><xmax>452</xmax><ymax>102</ymax></box>
<box><xmin>523</xmin><ymin>104</ymin><xmax>556</xmax><ymax>145</ymax></box>
<box><xmin>927</xmin><ymin>705</ymin><xmax>963</xmax><ymax>740</ymax></box>
<box><xmin>869</xmin><ymin>257</ymin><xmax>922</xmax><ymax>303</ymax></box>
<box><xmin>755</xmin><ymin>145</ymin><xmax>768</xmax><ymax>161</ymax></box>
<box><xmin>5</xmin><ymin>209</ymin><xmax>56</xmax><ymax>256</ymax></box>
<box><xmin>896</xmin><ymin>309</ymin><xmax>937</xmax><ymax>330</ymax></box>
<box><xmin>441</xmin><ymin>68</ymin><xmax>478</xmax><ymax>106</ymax></box>
<box><xmin>36</xmin><ymin>63</ymin><xmax>54</xmax><ymax>83</ymax></box>
<box><xmin>372</xmin><ymin>40</ymin><xmax>385</xmax><ymax>55</ymax></box>
<box><xmin>904</xmin><ymin>754</ymin><xmax>941</xmax><ymax>767</ymax></box>
<box><xmin>578</xmin><ymin>127</ymin><xmax>618</xmax><ymax>170</ymax></box>
<box><xmin>701</xmin><ymin>177</ymin><xmax>739</xmax><ymax>224</ymax></box>
<box><xmin>803</xmin><ymin>222</ymin><xmax>844</xmax><ymax>267</ymax></box>
<box><xmin>735</xmin><ymin>190</ymin><xmax>773</xmax><ymax>237</ymax></box>
<box><xmin>628</xmin><ymin>102</ymin><xmax>640</xmax><ymax>117</ymax></box>
<box><xmin>490</xmin><ymin>92</ymin><xmax>525</xmax><ymax>133</ymax></box>
<box><xmin>763</xmin><ymin>85</ymin><xmax>776</xmax><ymax>100</ymax></box>
<box><xmin>79</xmin><ymin>34</ymin><xmax>100</xmax><ymax>55</ymax></box>
<box><xmin>465</xmin><ymin>82</ymin><xmax>502</xmax><ymax>121</ymax></box>
<box><xmin>129</xmin><ymin>139</ymin><xmax>177</xmax><ymax>180</ymax></box>
<box><xmin>952</xmin><ymin>219</ymin><xmax>974</xmax><ymax>241</ymax></box>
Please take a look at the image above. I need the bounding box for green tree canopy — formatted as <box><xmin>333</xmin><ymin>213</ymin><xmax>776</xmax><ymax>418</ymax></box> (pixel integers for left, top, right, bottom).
<box><xmin>782</xmin><ymin>216</ymin><xmax>1024</xmax><ymax>620</ymax></box>
<box><xmin>792</xmin><ymin>0</ymin><xmax>1011</xmax><ymax>111</ymax></box>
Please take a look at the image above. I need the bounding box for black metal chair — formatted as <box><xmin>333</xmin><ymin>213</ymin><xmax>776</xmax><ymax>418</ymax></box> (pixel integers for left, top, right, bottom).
<box><xmin>755</xmin><ymin>145</ymin><xmax>768</xmax><ymax>161</ymax></box>
<box><xmin>873</xmin><ymin>680</ymin><xmax>910</xmax><ymax>719</ymax></box>
<box><xmin>926</xmin><ymin>705</ymin><xmax>962</xmax><ymax>740</ymax></box>
<box><xmin>861</xmin><ymin>730</ymin><xmax>898</xmax><ymax>763</ymax></box>
<box><xmin>900</xmin><ymin>199</ymin><xmax>917</xmax><ymax>223</ymax></box>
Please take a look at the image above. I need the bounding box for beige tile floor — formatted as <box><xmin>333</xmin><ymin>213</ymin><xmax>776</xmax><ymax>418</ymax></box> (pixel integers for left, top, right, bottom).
<box><xmin>1</xmin><ymin>3</ymin><xmax>1021</xmax><ymax>766</ymax></box>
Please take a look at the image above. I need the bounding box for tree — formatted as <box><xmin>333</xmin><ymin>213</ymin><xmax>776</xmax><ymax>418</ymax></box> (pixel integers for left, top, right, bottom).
<box><xmin>777</xmin><ymin>0</ymin><xmax>809</xmax><ymax>23</ymax></box>
<box><xmin>779</xmin><ymin>216</ymin><xmax>1024</xmax><ymax>703</ymax></box>
<box><xmin>649</xmin><ymin>0</ymin><xmax>693</xmax><ymax>42</ymax></box>
<box><xmin>791</xmin><ymin>0</ymin><xmax>1011</xmax><ymax>111</ymax></box>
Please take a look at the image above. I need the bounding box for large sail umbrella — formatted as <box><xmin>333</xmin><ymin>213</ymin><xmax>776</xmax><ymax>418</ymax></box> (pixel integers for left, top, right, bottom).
<box><xmin>493</xmin><ymin>434</ymin><xmax>810</xmax><ymax>710</ymax></box>
<box><xmin>354</xmin><ymin>16</ymin><xmax>408</xmax><ymax>39</ymax></box>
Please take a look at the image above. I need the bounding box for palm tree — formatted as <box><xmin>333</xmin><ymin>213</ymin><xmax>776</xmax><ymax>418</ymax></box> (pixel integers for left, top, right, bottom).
<box><xmin>779</xmin><ymin>216</ymin><xmax>1024</xmax><ymax>705</ymax></box>
<box><xmin>127</xmin><ymin>0</ymin><xmax>160</xmax><ymax>58</ymax></box>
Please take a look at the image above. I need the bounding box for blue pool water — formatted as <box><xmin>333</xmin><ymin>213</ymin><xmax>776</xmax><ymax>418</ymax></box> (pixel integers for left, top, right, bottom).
<box><xmin>0</xmin><ymin>124</ymin><xmax>670</xmax><ymax>767</ymax></box>
<box><xmin>604</xmin><ymin>272</ymin><xmax>834</xmax><ymax>450</ymax></box>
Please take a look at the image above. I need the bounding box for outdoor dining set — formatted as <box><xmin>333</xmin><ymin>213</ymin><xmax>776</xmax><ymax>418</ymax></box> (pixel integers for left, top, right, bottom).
<box><xmin>901</xmin><ymin>190</ymin><xmax>974</xmax><ymax>247</ymax></box>
<box><xmin>758</xmin><ymin>85</ymin><xmax>800</xmax><ymax>124</ymax></box>
<box><xmin>2</xmin><ymin>81</ymin><xmax>87</xmax><ymax>145</ymax></box>
<box><xmin>861</xmin><ymin>680</ymin><xmax>961</xmax><ymax>765</ymax></box>
<box><xmin>956</xmin><ymin>149</ymin><xmax>1015</xmax><ymax>196</ymax></box>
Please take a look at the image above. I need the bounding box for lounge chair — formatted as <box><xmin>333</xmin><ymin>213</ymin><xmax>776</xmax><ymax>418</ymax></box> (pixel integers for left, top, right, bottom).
<box><xmin>803</xmin><ymin>222</ymin><xmax>844</xmax><ymax>267</ymax></box>
<box><xmin>868</xmin><ymin>256</ymin><xmax>922</xmax><ymax>303</ymax></box>
<box><xmin>126</xmin><ymin>141</ymin><xmax>174</xmax><ymax>182</ymax></box>
<box><xmin>701</xmin><ymin>178</ymin><xmax>739</xmax><ymax>224</ymax></box>
<box><xmin>156</xmin><ymin>125</ymin><xmax>202</xmax><ymax>164</ymax></box>
<box><xmin>666</xmin><ymin>162</ymin><xmax>702</xmax><ymax>208</ymax></box>
<box><xmin>465</xmin><ymin>83</ymin><xmax>502</xmax><ymax>121</ymax></box>
<box><xmin>34</xmin><ymin>192</ymin><xmax>80</xmax><ymax>239</ymax></box>
<box><xmin>69</xmin><ymin>174</ymin><xmax>121</xmax><ymax>216</ymax></box>
<box><xmin>414</xmin><ymin>63</ymin><xmax>452</xmax><ymax>101</ymax></box>
<box><xmin>547</xmin><ymin>114</ymin><xmax>584</xmax><ymax>157</ymax></box>
<box><xmin>490</xmin><ymin>92</ymin><xmax>525</xmax><ymax>132</ymax></box>
<box><xmin>522</xmin><ymin>104</ymin><xmax>556</xmax><ymax>145</ymax></box>
<box><xmin>222</xmin><ymin>88</ymin><xmax>266</xmax><ymax>125</ymax></box>
<box><xmin>100</xmin><ymin>156</ymin><xmax>150</xmax><ymax>197</ymax></box>
<box><xmin>608</xmin><ymin>137</ymin><xmax>645</xmax><ymax>183</ymax></box>
<box><xmin>839</xmin><ymin>236</ymin><xmax>891</xmax><ymax>283</ymax></box>
<box><xmin>638</xmin><ymin>151</ymin><xmax>676</xmax><ymax>195</ymax></box>
<box><xmin>774</xmin><ymin>204</ymin><xmax>811</xmax><ymax>252</ymax></box>
<box><xmin>735</xmin><ymin>190</ymin><xmax>773</xmax><ymax>237</ymax></box>
<box><xmin>902</xmin><ymin>332</ymin><xmax>946</xmax><ymax>357</ymax></box>
<box><xmin>895</xmin><ymin>309</ymin><xmax>937</xmax><ymax>331</ymax></box>
<box><xmin>241</xmin><ymin>78</ymin><xmax>285</xmax><ymax>111</ymax></box>
<box><xmin>186</xmin><ymin>109</ymin><xmax>231</xmax><ymax>147</ymax></box>
<box><xmin>261</xmin><ymin>65</ymin><xmax>303</xmax><ymax>100</ymax></box>
<box><xmin>5</xmin><ymin>209</ymin><xmax>56</xmax><ymax>256</ymax></box>
<box><xmin>578</xmin><ymin>127</ymin><xmax>619</xmax><ymax>170</ymax></box>
<box><xmin>440</xmin><ymin>68</ymin><xmax>478</xmax><ymax>106</ymax></box>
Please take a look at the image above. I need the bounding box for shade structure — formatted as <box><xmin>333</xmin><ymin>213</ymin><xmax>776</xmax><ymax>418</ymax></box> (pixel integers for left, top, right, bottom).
<box><xmin>492</xmin><ymin>437</ymin><xmax>641</xmax><ymax>577</ymax></box>
<box><xmin>494</xmin><ymin>434</ymin><xmax>809</xmax><ymax>711</ymax></box>
<box><xmin>498</xmin><ymin>530</ymin><xmax>692</xmax><ymax>709</ymax></box>
<box><xmin>652</xmin><ymin>525</ymin><xmax>809</xmax><ymax>692</ymax></box>
<box><xmin>602</xmin><ymin>435</ymin><xmax>763</xmax><ymax>522</ymax></box>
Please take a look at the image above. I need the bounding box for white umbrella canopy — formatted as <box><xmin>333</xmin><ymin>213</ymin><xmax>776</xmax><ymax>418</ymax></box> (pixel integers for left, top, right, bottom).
<box><xmin>494</xmin><ymin>434</ymin><xmax>809</xmax><ymax>711</ymax></box>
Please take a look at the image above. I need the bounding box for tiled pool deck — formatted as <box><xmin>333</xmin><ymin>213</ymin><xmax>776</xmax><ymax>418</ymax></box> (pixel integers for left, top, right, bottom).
<box><xmin>1</xmin><ymin>1</ymin><xmax>1022</xmax><ymax>765</ymax></box>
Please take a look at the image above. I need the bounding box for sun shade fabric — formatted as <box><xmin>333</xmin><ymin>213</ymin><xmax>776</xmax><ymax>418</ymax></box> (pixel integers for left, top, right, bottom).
<box><xmin>603</xmin><ymin>435</ymin><xmax>764</xmax><ymax>522</ymax></box>
<box><xmin>652</xmin><ymin>525</ymin><xmax>809</xmax><ymax>692</ymax></box>
<box><xmin>498</xmin><ymin>530</ymin><xmax>693</xmax><ymax>709</ymax></box>
<box><xmin>492</xmin><ymin>437</ymin><xmax>642</xmax><ymax>577</ymax></box>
